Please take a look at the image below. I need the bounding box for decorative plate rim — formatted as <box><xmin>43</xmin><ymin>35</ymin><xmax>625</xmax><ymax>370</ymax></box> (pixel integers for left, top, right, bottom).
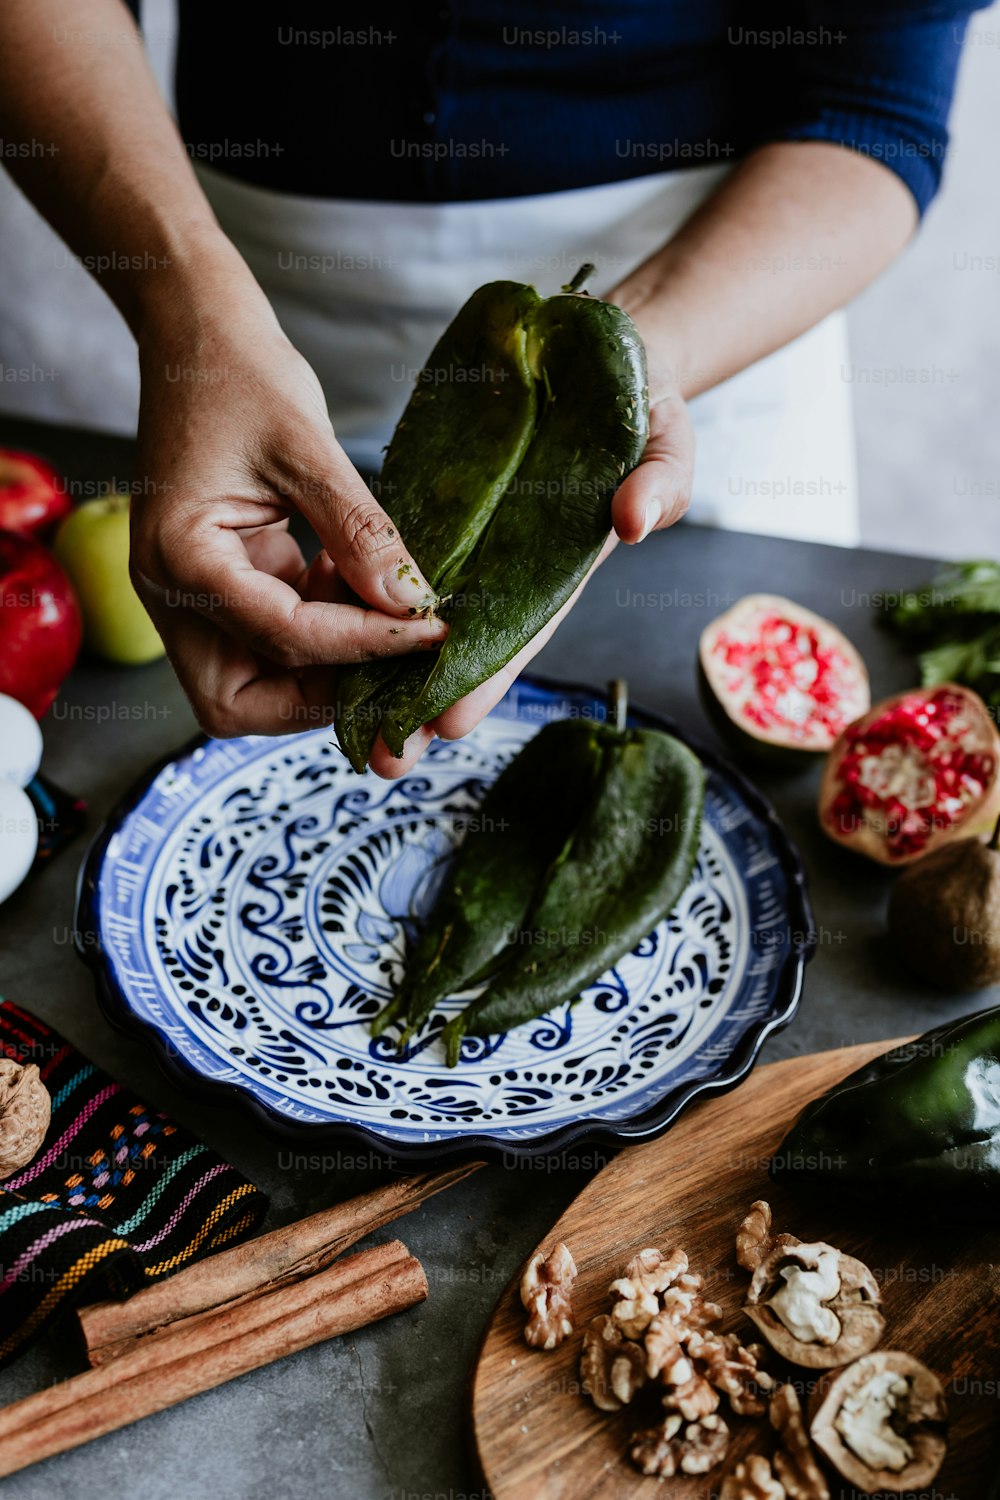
<box><xmin>74</xmin><ymin>674</ymin><xmax>815</xmax><ymax>1164</ymax></box>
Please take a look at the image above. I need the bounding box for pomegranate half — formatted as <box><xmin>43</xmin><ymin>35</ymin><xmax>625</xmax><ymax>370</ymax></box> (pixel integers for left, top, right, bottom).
<box><xmin>698</xmin><ymin>594</ymin><xmax>870</xmax><ymax>763</ymax></box>
<box><xmin>819</xmin><ymin>683</ymin><xmax>1000</xmax><ymax>865</ymax></box>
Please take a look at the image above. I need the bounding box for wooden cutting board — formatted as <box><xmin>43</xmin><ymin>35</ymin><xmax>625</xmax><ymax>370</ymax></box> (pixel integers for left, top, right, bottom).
<box><xmin>472</xmin><ymin>1040</ymin><xmax>999</xmax><ymax>1500</ymax></box>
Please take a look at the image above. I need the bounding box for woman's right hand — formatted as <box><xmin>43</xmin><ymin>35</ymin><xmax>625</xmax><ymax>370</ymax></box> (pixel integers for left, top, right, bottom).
<box><xmin>130</xmin><ymin>245</ymin><xmax>447</xmax><ymax>739</ymax></box>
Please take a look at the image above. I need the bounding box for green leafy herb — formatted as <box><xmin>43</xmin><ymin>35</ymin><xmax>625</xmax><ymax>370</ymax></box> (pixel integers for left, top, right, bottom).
<box><xmin>880</xmin><ymin>560</ymin><xmax>1000</xmax><ymax>710</ymax></box>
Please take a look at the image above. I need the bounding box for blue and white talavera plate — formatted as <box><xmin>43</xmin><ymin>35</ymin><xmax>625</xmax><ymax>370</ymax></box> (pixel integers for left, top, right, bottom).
<box><xmin>76</xmin><ymin>676</ymin><xmax>814</xmax><ymax>1163</ymax></box>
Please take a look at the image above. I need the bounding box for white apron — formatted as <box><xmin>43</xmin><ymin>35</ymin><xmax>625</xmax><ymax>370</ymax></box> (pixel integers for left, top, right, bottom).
<box><xmin>198</xmin><ymin>163</ymin><xmax>859</xmax><ymax>547</ymax></box>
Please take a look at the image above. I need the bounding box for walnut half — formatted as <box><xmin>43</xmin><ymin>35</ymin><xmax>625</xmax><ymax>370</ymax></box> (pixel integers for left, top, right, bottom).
<box><xmin>809</xmin><ymin>1350</ymin><xmax>948</xmax><ymax>1493</ymax></box>
<box><xmin>770</xmin><ymin>1383</ymin><xmax>830</xmax><ymax>1500</ymax></box>
<box><xmin>720</xmin><ymin>1455</ymin><xmax>787</xmax><ymax>1500</ymax></box>
<box><xmin>0</xmin><ymin>1059</ymin><xmax>51</xmax><ymax>1177</ymax></box>
<box><xmin>580</xmin><ymin>1314</ymin><xmax>646</xmax><ymax>1411</ymax></box>
<box><xmin>631</xmin><ymin>1411</ymin><xmax>730</xmax><ymax>1477</ymax></box>
<box><xmin>736</xmin><ymin>1200</ymin><xmax>800</xmax><ymax>1273</ymax></box>
<box><xmin>520</xmin><ymin>1242</ymin><xmax>577</xmax><ymax>1350</ymax></box>
<box><xmin>688</xmin><ymin>1330</ymin><xmax>775</xmax><ymax>1418</ymax></box>
<box><xmin>608</xmin><ymin>1245</ymin><xmax>689</xmax><ymax>1338</ymax></box>
<box><xmin>744</xmin><ymin>1240</ymin><xmax>884</xmax><ymax>1368</ymax></box>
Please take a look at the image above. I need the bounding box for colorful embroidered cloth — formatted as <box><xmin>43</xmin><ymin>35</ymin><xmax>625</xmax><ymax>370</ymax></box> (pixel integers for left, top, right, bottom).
<box><xmin>0</xmin><ymin>1001</ymin><xmax>268</xmax><ymax>1367</ymax></box>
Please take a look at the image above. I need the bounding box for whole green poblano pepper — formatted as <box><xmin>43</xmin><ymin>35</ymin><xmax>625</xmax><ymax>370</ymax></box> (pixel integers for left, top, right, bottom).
<box><xmin>772</xmin><ymin>1005</ymin><xmax>1000</xmax><ymax>1220</ymax></box>
<box><xmin>335</xmin><ymin>267</ymin><xmax>648</xmax><ymax>771</ymax></box>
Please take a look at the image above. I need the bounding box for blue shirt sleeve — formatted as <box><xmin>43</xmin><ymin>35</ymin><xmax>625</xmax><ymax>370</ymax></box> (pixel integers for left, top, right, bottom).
<box><xmin>759</xmin><ymin>3</ymin><xmax>988</xmax><ymax>214</ymax></box>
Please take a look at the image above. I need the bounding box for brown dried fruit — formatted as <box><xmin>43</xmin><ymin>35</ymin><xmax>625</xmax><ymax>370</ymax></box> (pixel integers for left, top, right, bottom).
<box><xmin>744</xmin><ymin>1240</ymin><xmax>884</xmax><ymax>1368</ymax></box>
<box><xmin>720</xmin><ymin>1455</ymin><xmax>787</xmax><ymax>1500</ymax></box>
<box><xmin>630</xmin><ymin>1411</ymin><xmax>730</xmax><ymax>1477</ymax></box>
<box><xmin>690</xmin><ymin>1330</ymin><xmax>776</xmax><ymax>1418</ymax></box>
<box><xmin>0</xmin><ymin>1060</ymin><xmax>50</xmax><ymax>1177</ymax></box>
<box><xmin>770</xmin><ymin>1383</ymin><xmax>830</xmax><ymax>1500</ymax></box>
<box><xmin>736</xmin><ymin>1200</ymin><xmax>801</xmax><ymax>1272</ymax></box>
<box><xmin>809</xmin><ymin>1350</ymin><xmax>948</xmax><ymax>1493</ymax></box>
<box><xmin>579</xmin><ymin>1314</ymin><xmax>646</xmax><ymax>1412</ymax></box>
<box><xmin>520</xmin><ymin>1241</ymin><xmax>577</xmax><ymax>1350</ymax></box>
<box><xmin>608</xmin><ymin>1246</ymin><xmax>689</xmax><ymax>1338</ymax></box>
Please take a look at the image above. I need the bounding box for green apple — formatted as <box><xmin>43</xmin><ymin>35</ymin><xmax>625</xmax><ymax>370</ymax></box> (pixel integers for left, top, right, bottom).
<box><xmin>53</xmin><ymin>494</ymin><xmax>165</xmax><ymax>666</ymax></box>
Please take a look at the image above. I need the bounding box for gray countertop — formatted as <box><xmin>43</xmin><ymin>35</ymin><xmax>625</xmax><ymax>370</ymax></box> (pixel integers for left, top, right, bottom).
<box><xmin>0</xmin><ymin>417</ymin><xmax>974</xmax><ymax>1499</ymax></box>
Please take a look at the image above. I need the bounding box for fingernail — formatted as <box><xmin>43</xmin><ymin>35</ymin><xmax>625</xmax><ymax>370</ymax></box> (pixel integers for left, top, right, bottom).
<box><xmin>403</xmin><ymin>615</ymin><xmax>448</xmax><ymax>648</ymax></box>
<box><xmin>638</xmin><ymin>500</ymin><xmax>660</xmax><ymax>542</ymax></box>
<box><xmin>384</xmin><ymin>556</ymin><xmax>439</xmax><ymax>612</ymax></box>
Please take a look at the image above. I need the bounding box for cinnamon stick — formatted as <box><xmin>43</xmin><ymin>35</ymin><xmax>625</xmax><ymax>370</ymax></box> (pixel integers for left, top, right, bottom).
<box><xmin>79</xmin><ymin>1161</ymin><xmax>479</xmax><ymax>1364</ymax></box>
<box><xmin>0</xmin><ymin>1239</ymin><xmax>427</xmax><ymax>1478</ymax></box>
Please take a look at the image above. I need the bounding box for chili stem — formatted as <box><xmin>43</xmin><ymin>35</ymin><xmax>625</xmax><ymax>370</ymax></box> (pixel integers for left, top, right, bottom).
<box><xmin>562</xmin><ymin>263</ymin><xmax>595</xmax><ymax>295</ymax></box>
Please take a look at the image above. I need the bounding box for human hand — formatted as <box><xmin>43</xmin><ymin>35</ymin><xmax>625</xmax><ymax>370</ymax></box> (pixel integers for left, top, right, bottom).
<box><xmin>130</xmin><ymin>265</ymin><xmax>447</xmax><ymax>738</ymax></box>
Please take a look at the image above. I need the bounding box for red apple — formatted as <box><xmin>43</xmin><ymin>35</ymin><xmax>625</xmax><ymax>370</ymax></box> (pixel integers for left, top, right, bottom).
<box><xmin>0</xmin><ymin>530</ymin><xmax>81</xmax><ymax>718</ymax></box>
<box><xmin>0</xmin><ymin>448</ymin><xmax>72</xmax><ymax>539</ymax></box>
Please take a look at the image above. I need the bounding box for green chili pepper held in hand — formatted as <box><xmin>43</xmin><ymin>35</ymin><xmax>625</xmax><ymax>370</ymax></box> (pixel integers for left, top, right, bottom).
<box><xmin>335</xmin><ymin>282</ymin><xmax>540</xmax><ymax>772</ymax></box>
<box><xmin>772</xmin><ymin>1004</ymin><xmax>1000</xmax><ymax>1220</ymax></box>
<box><xmin>440</xmin><ymin>722</ymin><xmax>704</xmax><ymax>1065</ymax></box>
<box><xmin>370</xmin><ymin>719</ymin><xmax>606</xmax><ymax>1043</ymax></box>
<box><xmin>335</xmin><ymin>269</ymin><xmax>648</xmax><ymax>771</ymax></box>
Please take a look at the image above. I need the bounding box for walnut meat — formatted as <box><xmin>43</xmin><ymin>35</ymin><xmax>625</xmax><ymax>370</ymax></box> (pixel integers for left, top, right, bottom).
<box><xmin>608</xmin><ymin>1246</ymin><xmax>688</xmax><ymax>1338</ymax></box>
<box><xmin>644</xmin><ymin>1311</ymin><xmax>684</xmax><ymax>1380</ymax></box>
<box><xmin>720</xmin><ymin>1455</ymin><xmax>787</xmax><ymax>1500</ymax></box>
<box><xmin>689</xmin><ymin>1330</ymin><xmax>775</xmax><ymax>1418</ymax></box>
<box><xmin>809</xmin><ymin>1351</ymin><xmax>948</xmax><ymax>1493</ymax></box>
<box><xmin>631</xmin><ymin>1412</ymin><xmax>730</xmax><ymax>1477</ymax></box>
<box><xmin>580</xmin><ymin>1314</ymin><xmax>646</xmax><ymax>1411</ymax></box>
<box><xmin>659</xmin><ymin>1273</ymin><xmax>724</xmax><ymax>1337</ymax></box>
<box><xmin>0</xmin><ymin>1060</ymin><xmax>51</xmax><ymax>1177</ymax></box>
<box><xmin>736</xmin><ymin>1200</ymin><xmax>800</xmax><ymax>1272</ymax></box>
<box><xmin>770</xmin><ymin>1383</ymin><xmax>830</xmax><ymax>1500</ymax></box>
<box><xmin>657</xmin><ymin>1348</ymin><xmax>721</xmax><ymax>1422</ymax></box>
<box><xmin>744</xmin><ymin>1241</ymin><xmax>884</xmax><ymax>1368</ymax></box>
<box><xmin>520</xmin><ymin>1242</ymin><xmax>577</xmax><ymax>1350</ymax></box>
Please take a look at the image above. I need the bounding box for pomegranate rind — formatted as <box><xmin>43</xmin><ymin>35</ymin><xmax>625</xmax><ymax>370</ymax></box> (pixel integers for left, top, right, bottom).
<box><xmin>698</xmin><ymin>594</ymin><xmax>870</xmax><ymax>762</ymax></box>
<box><xmin>819</xmin><ymin>682</ymin><xmax>1000</xmax><ymax>866</ymax></box>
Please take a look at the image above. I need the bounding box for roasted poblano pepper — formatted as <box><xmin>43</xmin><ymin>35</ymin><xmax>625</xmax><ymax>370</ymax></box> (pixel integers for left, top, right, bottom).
<box><xmin>772</xmin><ymin>1005</ymin><xmax>1000</xmax><ymax>1220</ymax></box>
<box><xmin>334</xmin><ymin>268</ymin><xmax>648</xmax><ymax>771</ymax></box>
<box><xmin>373</xmin><ymin>693</ymin><xmax>705</xmax><ymax>1065</ymax></box>
<box><xmin>371</xmin><ymin>719</ymin><xmax>606</xmax><ymax>1046</ymax></box>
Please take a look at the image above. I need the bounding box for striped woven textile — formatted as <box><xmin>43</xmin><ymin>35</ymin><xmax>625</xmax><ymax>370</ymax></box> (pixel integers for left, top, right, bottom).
<box><xmin>0</xmin><ymin>1001</ymin><xmax>268</xmax><ymax>1367</ymax></box>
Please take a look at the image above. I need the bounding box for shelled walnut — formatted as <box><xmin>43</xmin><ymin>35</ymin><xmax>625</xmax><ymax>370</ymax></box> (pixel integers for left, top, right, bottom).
<box><xmin>579</xmin><ymin>1314</ymin><xmax>646</xmax><ymax>1411</ymax></box>
<box><xmin>587</xmin><ymin>1242</ymin><xmax>732</xmax><ymax>1477</ymax></box>
<box><xmin>770</xmin><ymin>1383</ymin><xmax>830</xmax><ymax>1500</ymax></box>
<box><xmin>658</xmin><ymin>1348</ymin><xmax>721</xmax><ymax>1422</ymax></box>
<box><xmin>720</xmin><ymin>1455</ymin><xmax>787</xmax><ymax>1499</ymax></box>
<box><xmin>631</xmin><ymin>1411</ymin><xmax>730</xmax><ymax>1477</ymax></box>
<box><xmin>0</xmin><ymin>1060</ymin><xmax>50</xmax><ymax>1177</ymax></box>
<box><xmin>736</xmin><ymin>1200</ymin><xmax>800</xmax><ymax>1272</ymax></box>
<box><xmin>608</xmin><ymin>1246</ymin><xmax>689</xmax><ymax>1338</ymax></box>
<box><xmin>520</xmin><ymin>1242</ymin><xmax>577</xmax><ymax>1350</ymax></box>
<box><xmin>689</xmin><ymin>1330</ymin><xmax>775</xmax><ymax>1418</ymax></box>
<box><xmin>744</xmin><ymin>1239</ymin><xmax>884</xmax><ymax>1368</ymax></box>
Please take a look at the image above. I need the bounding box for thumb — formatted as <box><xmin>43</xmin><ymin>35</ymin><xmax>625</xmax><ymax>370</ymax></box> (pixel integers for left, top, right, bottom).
<box><xmin>289</xmin><ymin>439</ymin><xmax>440</xmax><ymax>617</ymax></box>
<box><xmin>612</xmin><ymin>392</ymin><xmax>694</xmax><ymax>544</ymax></box>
